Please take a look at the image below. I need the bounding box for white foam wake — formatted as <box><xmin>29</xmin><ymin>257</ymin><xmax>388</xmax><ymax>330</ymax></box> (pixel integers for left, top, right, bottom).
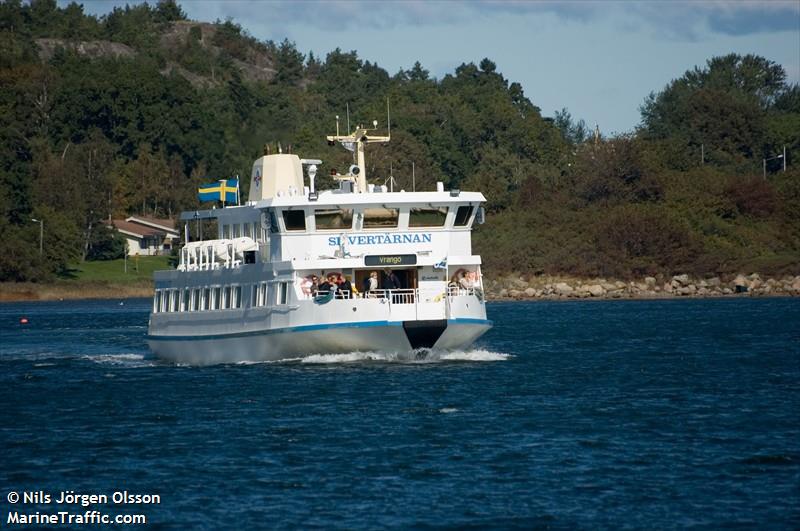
<box><xmin>300</xmin><ymin>349</ymin><xmax>509</xmax><ymax>364</ymax></box>
<box><xmin>438</xmin><ymin>349</ymin><xmax>510</xmax><ymax>362</ymax></box>
<box><xmin>83</xmin><ymin>353</ymin><xmax>156</xmax><ymax>367</ymax></box>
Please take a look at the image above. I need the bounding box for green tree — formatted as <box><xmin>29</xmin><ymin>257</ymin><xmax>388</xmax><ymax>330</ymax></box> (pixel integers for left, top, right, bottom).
<box><xmin>640</xmin><ymin>54</ymin><xmax>792</xmax><ymax>165</ymax></box>
<box><xmin>274</xmin><ymin>39</ymin><xmax>304</xmax><ymax>86</ymax></box>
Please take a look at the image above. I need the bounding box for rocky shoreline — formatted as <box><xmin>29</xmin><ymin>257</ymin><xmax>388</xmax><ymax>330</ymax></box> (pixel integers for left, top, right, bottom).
<box><xmin>484</xmin><ymin>273</ymin><xmax>800</xmax><ymax>300</ymax></box>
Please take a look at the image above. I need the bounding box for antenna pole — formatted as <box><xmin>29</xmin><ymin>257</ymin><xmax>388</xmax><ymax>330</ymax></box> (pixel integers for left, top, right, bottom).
<box><xmin>346</xmin><ymin>103</ymin><xmax>351</xmax><ymax>134</ymax></box>
<box><xmin>386</xmin><ymin>98</ymin><xmax>391</xmax><ymax>139</ymax></box>
<box><xmin>336</xmin><ymin>115</ymin><xmax>340</xmax><ymax>137</ymax></box>
<box><xmin>412</xmin><ymin>161</ymin><xmax>415</xmax><ymax>192</ymax></box>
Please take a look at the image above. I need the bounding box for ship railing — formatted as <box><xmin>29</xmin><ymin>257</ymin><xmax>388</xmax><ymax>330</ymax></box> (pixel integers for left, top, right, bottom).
<box><xmin>309</xmin><ymin>289</ymin><xmax>355</xmax><ymax>300</ymax></box>
<box><xmin>346</xmin><ymin>288</ymin><xmax>416</xmax><ymax>304</ymax></box>
<box><xmin>447</xmin><ymin>286</ymin><xmax>476</xmax><ymax>297</ymax></box>
<box><xmin>307</xmin><ymin>289</ymin><xmax>416</xmax><ymax>303</ymax></box>
<box><xmin>305</xmin><ymin>287</ymin><xmax>481</xmax><ymax>305</ymax></box>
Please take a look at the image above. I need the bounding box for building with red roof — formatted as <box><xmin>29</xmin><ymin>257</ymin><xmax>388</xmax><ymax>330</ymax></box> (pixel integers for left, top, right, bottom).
<box><xmin>106</xmin><ymin>216</ymin><xmax>180</xmax><ymax>257</ymax></box>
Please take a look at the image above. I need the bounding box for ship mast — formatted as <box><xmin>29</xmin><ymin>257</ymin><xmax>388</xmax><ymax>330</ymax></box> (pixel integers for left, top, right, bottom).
<box><xmin>327</xmin><ymin>106</ymin><xmax>390</xmax><ymax>193</ymax></box>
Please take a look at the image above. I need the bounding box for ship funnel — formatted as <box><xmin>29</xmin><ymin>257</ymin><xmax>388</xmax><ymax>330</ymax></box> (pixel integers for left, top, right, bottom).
<box><xmin>249</xmin><ymin>154</ymin><xmax>304</xmax><ymax>202</ymax></box>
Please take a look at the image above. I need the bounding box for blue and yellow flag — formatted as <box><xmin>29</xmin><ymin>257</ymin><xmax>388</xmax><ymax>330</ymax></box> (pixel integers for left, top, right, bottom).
<box><xmin>198</xmin><ymin>179</ymin><xmax>238</xmax><ymax>204</ymax></box>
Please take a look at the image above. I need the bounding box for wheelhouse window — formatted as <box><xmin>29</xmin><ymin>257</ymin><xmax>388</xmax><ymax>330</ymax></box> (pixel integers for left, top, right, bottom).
<box><xmin>223</xmin><ymin>286</ymin><xmax>231</xmax><ymax>309</ymax></box>
<box><xmin>363</xmin><ymin>207</ymin><xmax>399</xmax><ymax>229</ymax></box>
<box><xmin>277</xmin><ymin>282</ymin><xmax>289</xmax><ymax>305</ymax></box>
<box><xmin>252</xmin><ymin>282</ymin><xmax>268</xmax><ymax>307</ymax></box>
<box><xmin>282</xmin><ymin>210</ymin><xmax>306</xmax><ymax>231</ymax></box>
<box><xmin>409</xmin><ymin>207</ymin><xmax>448</xmax><ymax>227</ymax></box>
<box><xmin>315</xmin><ymin>208</ymin><xmax>353</xmax><ymax>230</ymax></box>
<box><xmin>454</xmin><ymin>206</ymin><xmax>474</xmax><ymax>227</ymax></box>
<box><xmin>169</xmin><ymin>290</ymin><xmax>179</xmax><ymax>312</ymax></box>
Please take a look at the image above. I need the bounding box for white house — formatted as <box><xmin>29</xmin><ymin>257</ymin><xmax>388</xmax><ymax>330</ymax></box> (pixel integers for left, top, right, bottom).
<box><xmin>108</xmin><ymin>216</ymin><xmax>179</xmax><ymax>257</ymax></box>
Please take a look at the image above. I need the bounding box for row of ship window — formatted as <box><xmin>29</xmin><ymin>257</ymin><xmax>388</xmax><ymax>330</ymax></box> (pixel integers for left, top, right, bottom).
<box><xmin>152</xmin><ymin>281</ymin><xmax>291</xmax><ymax>313</ymax></box>
<box><xmin>219</xmin><ymin>221</ymin><xmax>266</xmax><ymax>241</ymax></box>
<box><xmin>216</xmin><ymin>206</ymin><xmax>475</xmax><ymax>240</ymax></box>
<box><xmin>277</xmin><ymin>205</ymin><xmax>474</xmax><ymax>232</ymax></box>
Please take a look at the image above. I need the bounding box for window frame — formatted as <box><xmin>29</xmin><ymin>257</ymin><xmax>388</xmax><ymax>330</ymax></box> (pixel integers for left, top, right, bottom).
<box><xmin>314</xmin><ymin>207</ymin><xmax>354</xmax><ymax>231</ymax></box>
<box><xmin>409</xmin><ymin>206</ymin><xmax>448</xmax><ymax>228</ymax></box>
<box><xmin>453</xmin><ymin>205</ymin><xmax>475</xmax><ymax>227</ymax></box>
<box><xmin>282</xmin><ymin>209</ymin><xmax>307</xmax><ymax>232</ymax></box>
<box><xmin>362</xmin><ymin>207</ymin><xmax>400</xmax><ymax>229</ymax></box>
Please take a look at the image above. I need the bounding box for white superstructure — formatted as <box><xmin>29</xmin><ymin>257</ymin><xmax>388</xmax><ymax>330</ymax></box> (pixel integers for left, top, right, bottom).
<box><xmin>147</xmin><ymin>124</ymin><xmax>491</xmax><ymax>364</ymax></box>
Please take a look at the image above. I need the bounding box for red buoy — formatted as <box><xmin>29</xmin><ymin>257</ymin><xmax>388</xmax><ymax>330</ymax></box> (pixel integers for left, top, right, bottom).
<box><xmin>19</xmin><ymin>317</ymin><xmax>29</xmax><ymax>324</ymax></box>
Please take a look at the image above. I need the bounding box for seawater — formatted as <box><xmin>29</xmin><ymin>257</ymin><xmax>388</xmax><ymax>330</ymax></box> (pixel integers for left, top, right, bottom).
<box><xmin>1</xmin><ymin>297</ymin><xmax>798</xmax><ymax>528</ymax></box>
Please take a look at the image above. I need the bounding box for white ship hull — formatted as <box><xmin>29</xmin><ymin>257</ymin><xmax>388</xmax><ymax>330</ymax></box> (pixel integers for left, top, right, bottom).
<box><xmin>148</xmin><ymin>140</ymin><xmax>493</xmax><ymax>365</ymax></box>
<box><xmin>147</xmin><ymin>317</ymin><xmax>491</xmax><ymax>365</ymax></box>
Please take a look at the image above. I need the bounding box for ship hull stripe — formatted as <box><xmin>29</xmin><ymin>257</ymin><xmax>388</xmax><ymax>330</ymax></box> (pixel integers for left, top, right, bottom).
<box><xmin>146</xmin><ymin>318</ymin><xmax>492</xmax><ymax>342</ymax></box>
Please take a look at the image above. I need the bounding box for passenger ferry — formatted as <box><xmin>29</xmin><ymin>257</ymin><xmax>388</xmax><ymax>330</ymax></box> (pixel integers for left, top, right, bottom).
<box><xmin>146</xmin><ymin>123</ymin><xmax>491</xmax><ymax>364</ymax></box>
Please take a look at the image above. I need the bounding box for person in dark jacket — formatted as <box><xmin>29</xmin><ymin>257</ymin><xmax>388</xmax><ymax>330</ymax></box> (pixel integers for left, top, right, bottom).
<box><xmin>362</xmin><ymin>274</ymin><xmax>371</xmax><ymax>296</ymax></box>
<box><xmin>384</xmin><ymin>269</ymin><xmax>400</xmax><ymax>290</ymax></box>
<box><xmin>318</xmin><ymin>274</ymin><xmax>337</xmax><ymax>296</ymax></box>
<box><xmin>338</xmin><ymin>274</ymin><xmax>353</xmax><ymax>299</ymax></box>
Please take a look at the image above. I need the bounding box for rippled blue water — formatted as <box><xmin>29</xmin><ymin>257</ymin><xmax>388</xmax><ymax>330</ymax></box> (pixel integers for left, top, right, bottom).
<box><xmin>1</xmin><ymin>297</ymin><xmax>799</xmax><ymax>528</ymax></box>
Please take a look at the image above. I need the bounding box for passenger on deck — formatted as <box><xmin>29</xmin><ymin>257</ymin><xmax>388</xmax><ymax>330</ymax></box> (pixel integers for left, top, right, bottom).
<box><xmin>318</xmin><ymin>274</ymin><xmax>337</xmax><ymax>297</ymax></box>
<box><xmin>450</xmin><ymin>269</ymin><xmax>466</xmax><ymax>288</ymax></box>
<box><xmin>338</xmin><ymin>273</ymin><xmax>352</xmax><ymax>299</ymax></box>
<box><xmin>310</xmin><ymin>275</ymin><xmax>319</xmax><ymax>295</ymax></box>
<box><xmin>459</xmin><ymin>270</ymin><xmax>474</xmax><ymax>290</ymax></box>
<box><xmin>300</xmin><ymin>275</ymin><xmax>313</xmax><ymax>297</ymax></box>
<box><xmin>384</xmin><ymin>269</ymin><xmax>400</xmax><ymax>290</ymax></box>
<box><xmin>361</xmin><ymin>273</ymin><xmax>371</xmax><ymax>296</ymax></box>
<box><xmin>384</xmin><ymin>269</ymin><xmax>402</xmax><ymax>303</ymax></box>
<box><xmin>368</xmin><ymin>271</ymin><xmax>379</xmax><ymax>294</ymax></box>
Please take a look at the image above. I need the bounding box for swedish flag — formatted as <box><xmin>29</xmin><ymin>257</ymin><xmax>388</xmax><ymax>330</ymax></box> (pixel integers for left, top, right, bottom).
<box><xmin>198</xmin><ymin>179</ymin><xmax>238</xmax><ymax>204</ymax></box>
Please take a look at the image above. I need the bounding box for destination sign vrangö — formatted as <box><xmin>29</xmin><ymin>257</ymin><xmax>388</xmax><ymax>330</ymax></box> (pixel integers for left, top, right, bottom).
<box><xmin>364</xmin><ymin>255</ymin><xmax>417</xmax><ymax>266</ymax></box>
<box><xmin>327</xmin><ymin>233</ymin><xmax>432</xmax><ymax>246</ymax></box>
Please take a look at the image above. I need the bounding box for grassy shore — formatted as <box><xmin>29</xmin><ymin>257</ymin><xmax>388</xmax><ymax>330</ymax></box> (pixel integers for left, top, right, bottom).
<box><xmin>0</xmin><ymin>257</ymin><xmax>169</xmax><ymax>302</ymax></box>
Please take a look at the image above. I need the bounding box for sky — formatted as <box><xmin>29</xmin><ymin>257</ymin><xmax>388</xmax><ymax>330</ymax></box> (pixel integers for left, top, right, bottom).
<box><xmin>75</xmin><ymin>0</ymin><xmax>800</xmax><ymax>135</ymax></box>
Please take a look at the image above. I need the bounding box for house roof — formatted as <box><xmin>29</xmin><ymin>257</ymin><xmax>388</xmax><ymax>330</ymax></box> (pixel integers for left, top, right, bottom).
<box><xmin>125</xmin><ymin>215</ymin><xmax>177</xmax><ymax>233</ymax></box>
<box><xmin>106</xmin><ymin>218</ymin><xmax>178</xmax><ymax>239</ymax></box>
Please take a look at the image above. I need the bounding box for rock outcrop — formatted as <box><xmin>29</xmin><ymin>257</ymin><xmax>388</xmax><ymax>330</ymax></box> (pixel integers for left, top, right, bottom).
<box><xmin>484</xmin><ymin>274</ymin><xmax>800</xmax><ymax>301</ymax></box>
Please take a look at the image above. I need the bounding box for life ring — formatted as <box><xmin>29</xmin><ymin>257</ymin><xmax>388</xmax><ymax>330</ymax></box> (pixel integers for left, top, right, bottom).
<box><xmin>314</xmin><ymin>292</ymin><xmax>334</xmax><ymax>305</ymax></box>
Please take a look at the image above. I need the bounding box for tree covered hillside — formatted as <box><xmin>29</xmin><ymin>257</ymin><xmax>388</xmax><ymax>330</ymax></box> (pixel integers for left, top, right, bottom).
<box><xmin>1</xmin><ymin>0</ymin><xmax>798</xmax><ymax>282</ymax></box>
